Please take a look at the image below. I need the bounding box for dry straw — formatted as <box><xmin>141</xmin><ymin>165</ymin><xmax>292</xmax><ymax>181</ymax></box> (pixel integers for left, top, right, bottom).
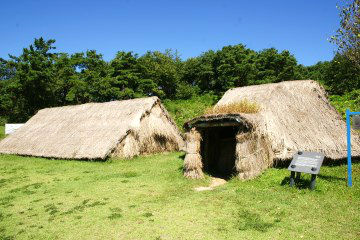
<box><xmin>205</xmin><ymin>99</ymin><xmax>260</xmax><ymax>115</ymax></box>
<box><xmin>215</xmin><ymin>80</ymin><xmax>360</xmax><ymax>160</ymax></box>
<box><xmin>0</xmin><ymin>96</ymin><xmax>184</xmax><ymax>160</ymax></box>
<box><xmin>183</xmin><ymin>80</ymin><xmax>360</xmax><ymax>180</ymax></box>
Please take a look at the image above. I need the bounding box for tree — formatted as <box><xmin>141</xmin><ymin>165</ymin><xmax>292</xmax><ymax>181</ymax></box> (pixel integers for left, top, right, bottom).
<box><xmin>3</xmin><ymin>38</ymin><xmax>58</xmax><ymax>121</ymax></box>
<box><xmin>138</xmin><ymin>50</ymin><xmax>182</xmax><ymax>99</ymax></box>
<box><xmin>182</xmin><ymin>51</ymin><xmax>217</xmax><ymax>93</ymax></box>
<box><xmin>181</xmin><ymin>44</ymin><xmax>298</xmax><ymax>95</ymax></box>
<box><xmin>323</xmin><ymin>53</ymin><xmax>360</xmax><ymax>94</ymax></box>
<box><xmin>215</xmin><ymin>45</ymin><xmax>257</xmax><ymax>90</ymax></box>
<box><xmin>254</xmin><ymin>48</ymin><xmax>298</xmax><ymax>84</ymax></box>
<box><xmin>65</xmin><ymin>50</ymin><xmax>117</xmax><ymax>103</ymax></box>
<box><xmin>109</xmin><ymin>51</ymin><xmax>141</xmax><ymax>99</ymax></box>
<box><xmin>294</xmin><ymin>61</ymin><xmax>330</xmax><ymax>83</ymax></box>
<box><xmin>331</xmin><ymin>0</ymin><xmax>360</xmax><ymax>68</ymax></box>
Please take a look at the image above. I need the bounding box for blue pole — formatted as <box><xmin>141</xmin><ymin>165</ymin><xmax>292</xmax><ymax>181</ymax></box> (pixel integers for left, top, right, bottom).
<box><xmin>346</xmin><ymin>109</ymin><xmax>352</xmax><ymax>187</ymax></box>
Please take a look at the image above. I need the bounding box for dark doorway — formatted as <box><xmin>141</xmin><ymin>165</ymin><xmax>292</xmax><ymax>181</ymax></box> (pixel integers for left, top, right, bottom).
<box><xmin>200</xmin><ymin>126</ymin><xmax>238</xmax><ymax>179</ymax></box>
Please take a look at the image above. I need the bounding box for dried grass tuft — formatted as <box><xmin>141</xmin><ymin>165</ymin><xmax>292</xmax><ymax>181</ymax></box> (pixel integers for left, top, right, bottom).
<box><xmin>205</xmin><ymin>99</ymin><xmax>260</xmax><ymax>115</ymax></box>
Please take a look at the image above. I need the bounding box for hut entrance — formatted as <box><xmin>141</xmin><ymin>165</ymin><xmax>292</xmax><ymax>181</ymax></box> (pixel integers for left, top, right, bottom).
<box><xmin>200</xmin><ymin>126</ymin><xmax>238</xmax><ymax>179</ymax></box>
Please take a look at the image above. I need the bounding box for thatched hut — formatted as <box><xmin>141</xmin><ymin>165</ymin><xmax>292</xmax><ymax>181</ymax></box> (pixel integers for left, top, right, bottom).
<box><xmin>0</xmin><ymin>97</ymin><xmax>184</xmax><ymax>160</ymax></box>
<box><xmin>183</xmin><ymin>80</ymin><xmax>360</xmax><ymax>179</ymax></box>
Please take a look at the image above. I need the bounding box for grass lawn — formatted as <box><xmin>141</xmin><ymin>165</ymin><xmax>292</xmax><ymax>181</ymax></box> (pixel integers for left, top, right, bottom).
<box><xmin>163</xmin><ymin>94</ymin><xmax>218</xmax><ymax>130</ymax></box>
<box><xmin>0</xmin><ymin>153</ymin><xmax>359</xmax><ymax>239</ymax></box>
<box><xmin>0</xmin><ymin>126</ymin><xmax>4</xmax><ymax>140</ymax></box>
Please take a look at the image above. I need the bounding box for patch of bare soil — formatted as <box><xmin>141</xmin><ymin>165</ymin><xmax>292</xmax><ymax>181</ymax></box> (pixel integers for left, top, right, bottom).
<box><xmin>194</xmin><ymin>177</ymin><xmax>227</xmax><ymax>191</ymax></box>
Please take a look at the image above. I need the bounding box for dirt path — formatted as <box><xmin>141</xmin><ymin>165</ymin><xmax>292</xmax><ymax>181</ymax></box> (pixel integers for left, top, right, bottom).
<box><xmin>194</xmin><ymin>177</ymin><xmax>227</xmax><ymax>191</ymax></box>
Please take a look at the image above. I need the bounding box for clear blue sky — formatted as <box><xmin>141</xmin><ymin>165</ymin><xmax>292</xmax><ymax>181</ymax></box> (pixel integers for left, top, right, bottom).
<box><xmin>0</xmin><ymin>0</ymin><xmax>340</xmax><ymax>66</ymax></box>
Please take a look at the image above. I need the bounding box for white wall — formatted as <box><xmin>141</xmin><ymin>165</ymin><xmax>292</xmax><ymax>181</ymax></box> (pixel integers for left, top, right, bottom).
<box><xmin>5</xmin><ymin>124</ymin><xmax>24</xmax><ymax>135</ymax></box>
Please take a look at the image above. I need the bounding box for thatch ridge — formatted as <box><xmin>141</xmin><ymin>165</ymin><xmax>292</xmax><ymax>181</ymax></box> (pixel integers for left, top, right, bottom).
<box><xmin>0</xmin><ymin>96</ymin><xmax>184</xmax><ymax>160</ymax></box>
<box><xmin>184</xmin><ymin>114</ymin><xmax>254</xmax><ymax>131</ymax></box>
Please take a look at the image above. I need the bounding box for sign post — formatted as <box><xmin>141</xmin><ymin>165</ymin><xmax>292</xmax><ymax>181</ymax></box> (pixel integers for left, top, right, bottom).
<box><xmin>288</xmin><ymin>151</ymin><xmax>324</xmax><ymax>190</ymax></box>
<box><xmin>346</xmin><ymin>109</ymin><xmax>360</xmax><ymax>187</ymax></box>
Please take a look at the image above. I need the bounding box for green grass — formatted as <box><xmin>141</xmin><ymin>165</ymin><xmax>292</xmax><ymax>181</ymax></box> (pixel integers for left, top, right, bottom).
<box><xmin>0</xmin><ymin>152</ymin><xmax>359</xmax><ymax>239</ymax></box>
<box><xmin>329</xmin><ymin>90</ymin><xmax>360</xmax><ymax>119</ymax></box>
<box><xmin>163</xmin><ymin>94</ymin><xmax>219</xmax><ymax>130</ymax></box>
<box><xmin>0</xmin><ymin>126</ymin><xmax>4</xmax><ymax>140</ymax></box>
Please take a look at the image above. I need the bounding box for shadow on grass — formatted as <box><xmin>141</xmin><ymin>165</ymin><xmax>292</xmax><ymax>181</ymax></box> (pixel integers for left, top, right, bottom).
<box><xmin>236</xmin><ymin>210</ymin><xmax>275</xmax><ymax>232</ymax></box>
<box><xmin>317</xmin><ymin>174</ymin><xmax>345</xmax><ymax>182</ymax></box>
<box><xmin>274</xmin><ymin>157</ymin><xmax>360</xmax><ymax>169</ymax></box>
<box><xmin>281</xmin><ymin>176</ymin><xmax>314</xmax><ymax>189</ymax></box>
<box><xmin>281</xmin><ymin>173</ymin><xmax>346</xmax><ymax>189</ymax></box>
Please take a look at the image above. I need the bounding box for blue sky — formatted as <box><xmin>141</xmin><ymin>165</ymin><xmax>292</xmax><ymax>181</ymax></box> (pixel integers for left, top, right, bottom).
<box><xmin>0</xmin><ymin>0</ymin><xmax>340</xmax><ymax>66</ymax></box>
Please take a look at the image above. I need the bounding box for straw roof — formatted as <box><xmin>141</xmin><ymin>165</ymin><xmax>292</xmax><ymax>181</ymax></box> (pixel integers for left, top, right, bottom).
<box><xmin>186</xmin><ymin>80</ymin><xmax>360</xmax><ymax>161</ymax></box>
<box><xmin>0</xmin><ymin>97</ymin><xmax>184</xmax><ymax>160</ymax></box>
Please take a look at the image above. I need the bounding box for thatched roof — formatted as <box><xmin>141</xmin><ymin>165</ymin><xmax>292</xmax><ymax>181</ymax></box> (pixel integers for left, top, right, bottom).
<box><xmin>0</xmin><ymin>97</ymin><xmax>183</xmax><ymax>160</ymax></box>
<box><xmin>185</xmin><ymin>80</ymin><xmax>360</xmax><ymax>160</ymax></box>
<box><xmin>185</xmin><ymin>114</ymin><xmax>252</xmax><ymax>130</ymax></box>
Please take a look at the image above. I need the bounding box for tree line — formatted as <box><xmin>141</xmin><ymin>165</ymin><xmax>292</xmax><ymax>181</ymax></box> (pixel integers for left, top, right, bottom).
<box><xmin>0</xmin><ymin>37</ymin><xmax>359</xmax><ymax>122</ymax></box>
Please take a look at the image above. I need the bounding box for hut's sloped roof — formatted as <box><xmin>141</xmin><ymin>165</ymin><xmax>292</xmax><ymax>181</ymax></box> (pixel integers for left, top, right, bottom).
<box><xmin>214</xmin><ymin>80</ymin><xmax>360</xmax><ymax>159</ymax></box>
<box><xmin>0</xmin><ymin>97</ymin><xmax>177</xmax><ymax>159</ymax></box>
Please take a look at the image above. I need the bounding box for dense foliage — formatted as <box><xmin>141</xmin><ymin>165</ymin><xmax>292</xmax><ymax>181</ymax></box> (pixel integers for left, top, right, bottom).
<box><xmin>331</xmin><ymin>0</ymin><xmax>360</xmax><ymax>68</ymax></box>
<box><xmin>0</xmin><ymin>37</ymin><xmax>359</xmax><ymax>122</ymax></box>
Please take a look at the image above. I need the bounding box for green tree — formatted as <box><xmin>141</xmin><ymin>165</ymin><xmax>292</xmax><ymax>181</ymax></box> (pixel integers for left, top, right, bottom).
<box><xmin>109</xmin><ymin>51</ymin><xmax>140</xmax><ymax>99</ymax></box>
<box><xmin>215</xmin><ymin>45</ymin><xmax>257</xmax><ymax>90</ymax></box>
<box><xmin>331</xmin><ymin>0</ymin><xmax>360</xmax><ymax>68</ymax></box>
<box><xmin>323</xmin><ymin>53</ymin><xmax>360</xmax><ymax>95</ymax></box>
<box><xmin>2</xmin><ymin>38</ymin><xmax>58</xmax><ymax>121</ymax></box>
<box><xmin>138</xmin><ymin>50</ymin><xmax>182</xmax><ymax>99</ymax></box>
<box><xmin>182</xmin><ymin>44</ymin><xmax>298</xmax><ymax>95</ymax></box>
<box><xmin>294</xmin><ymin>61</ymin><xmax>330</xmax><ymax>82</ymax></box>
<box><xmin>182</xmin><ymin>51</ymin><xmax>217</xmax><ymax>93</ymax></box>
<box><xmin>65</xmin><ymin>50</ymin><xmax>117</xmax><ymax>103</ymax></box>
<box><xmin>254</xmin><ymin>48</ymin><xmax>297</xmax><ymax>84</ymax></box>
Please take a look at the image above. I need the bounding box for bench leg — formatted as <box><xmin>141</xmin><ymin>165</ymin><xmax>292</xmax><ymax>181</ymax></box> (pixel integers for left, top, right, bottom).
<box><xmin>310</xmin><ymin>174</ymin><xmax>316</xmax><ymax>190</ymax></box>
<box><xmin>290</xmin><ymin>171</ymin><xmax>295</xmax><ymax>187</ymax></box>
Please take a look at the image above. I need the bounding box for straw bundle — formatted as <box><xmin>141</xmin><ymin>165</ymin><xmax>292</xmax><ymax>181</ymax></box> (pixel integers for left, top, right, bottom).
<box><xmin>184</xmin><ymin>154</ymin><xmax>204</xmax><ymax>179</ymax></box>
<box><xmin>184</xmin><ymin>128</ymin><xmax>204</xmax><ymax>179</ymax></box>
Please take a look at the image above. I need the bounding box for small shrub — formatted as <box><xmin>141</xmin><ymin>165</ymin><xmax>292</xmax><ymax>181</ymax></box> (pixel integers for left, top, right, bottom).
<box><xmin>205</xmin><ymin>99</ymin><xmax>260</xmax><ymax>115</ymax></box>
